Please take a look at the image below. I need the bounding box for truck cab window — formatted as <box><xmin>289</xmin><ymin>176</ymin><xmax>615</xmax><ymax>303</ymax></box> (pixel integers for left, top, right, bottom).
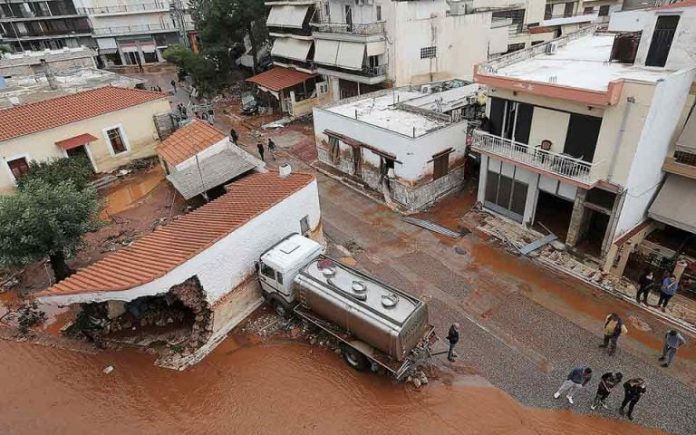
<box><xmin>276</xmin><ymin>272</ymin><xmax>284</xmax><ymax>285</ymax></box>
<box><xmin>261</xmin><ymin>263</ymin><xmax>276</xmax><ymax>279</ymax></box>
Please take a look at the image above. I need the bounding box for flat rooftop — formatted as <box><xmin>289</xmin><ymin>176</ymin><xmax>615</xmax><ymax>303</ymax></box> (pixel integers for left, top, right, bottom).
<box><xmin>0</xmin><ymin>67</ymin><xmax>143</xmax><ymax>108</ymax></box>
<box><xmin>493</xmin><ymin>34</ymin><xmax>672</xmax><ymax>91</ymax></box>
<box><xmin>325</xmin><ymin>81</ymin><xmax>478</xmax><ymax>137</ymax></box>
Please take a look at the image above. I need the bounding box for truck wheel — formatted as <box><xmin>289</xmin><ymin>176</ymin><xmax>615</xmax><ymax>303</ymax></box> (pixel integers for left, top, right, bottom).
<box><xmin>341</xmin><ymin>345</ymin><xmax>369</xmax><ymax>371</ymax></box>
<box><xmin>272</xmin><ymin>298</ymin><xmax>290</xmax><ymax>318</ymax></box>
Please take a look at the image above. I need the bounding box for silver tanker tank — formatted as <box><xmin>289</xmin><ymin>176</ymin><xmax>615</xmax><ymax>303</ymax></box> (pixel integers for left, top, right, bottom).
<box><xmin>294</xmin><ymin>257</ymin><xmax>429</xmax><ymax>362</ymax></box>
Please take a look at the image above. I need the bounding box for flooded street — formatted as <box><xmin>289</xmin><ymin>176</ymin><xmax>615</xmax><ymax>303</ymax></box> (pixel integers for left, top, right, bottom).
<box><xmin>0</xmin><ymin>336</ymin><xmax>659</xmax><ymax>435</ymax></box>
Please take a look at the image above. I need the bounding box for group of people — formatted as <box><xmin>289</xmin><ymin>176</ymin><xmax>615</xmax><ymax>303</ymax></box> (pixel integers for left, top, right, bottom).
<box><xmin>553</xmin><ymin>367</ymin><xmax>647</xmax><ymax>421</ymax></box>
<box><xmin>256</xmin><ymin>139</ymin><xmax>277</xmax><ymax>162</ymax></box>
<box><xmin>636</xmin><ymin>270</ymin><xmax>680</xmax><ymax>312</ymax></box>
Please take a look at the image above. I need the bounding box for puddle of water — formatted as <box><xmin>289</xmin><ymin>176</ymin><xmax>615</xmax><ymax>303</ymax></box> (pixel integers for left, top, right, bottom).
<box><xmin>100</xmin><ymin>168</ymin><xmax>165</xmax><ymax>218</ymax></box>
<box><xmin>0</xmin><ymin>337</ymin><xmax>661</xmax><ymax>434</ymax></box>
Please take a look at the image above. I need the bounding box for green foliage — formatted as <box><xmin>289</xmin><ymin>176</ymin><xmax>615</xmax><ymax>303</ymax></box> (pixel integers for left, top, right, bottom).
<box><xmin>0</xmin><ymin>179</ymin><xmax>100</xmax><ymax>269</ymax></box>
<box><xmin>16</xmin><ymin>156</ymin><xmax>93</xmax><ymax>191</ymax></box>
<box><xmin>190</xmin><ymin>0</ymin><xmax>268</xmax><ymax>73</ymax></box>
<box><xmin>163</xmin><ymin>45</ymin><xmax>221</xmax><ymax>96</ymax></box>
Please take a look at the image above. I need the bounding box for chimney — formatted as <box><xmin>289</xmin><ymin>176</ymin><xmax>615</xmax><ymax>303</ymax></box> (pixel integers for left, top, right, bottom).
<box><xmin>279</xmin><ymin>163</ymin><xmax>292</xmax><ymax>178</ymax></box>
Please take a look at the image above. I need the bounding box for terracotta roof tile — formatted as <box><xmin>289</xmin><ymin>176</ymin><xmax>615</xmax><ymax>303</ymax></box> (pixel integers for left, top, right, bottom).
<box><xmin>38</xmin><ymin>171</ymin><xmax>315</xmax><ymax>298</ymax></box>
<box><xmin>0</xmin><ymin>86</ymin><xmax>167</xmax><ymax>142</ymax></box>
<box><xmin>157</xmin><ymin>120</ymin><xmax>227</xmax><ymax>166</ymax></box>
<box><xmin>652</xmin><ymin>0</ymin><xmax>696</xmax><ymax>9</ymax></box>
<box><xmin>246</xmin><ymin>66</ymin><xmax>316</xmax><ymax>92</ymax></box>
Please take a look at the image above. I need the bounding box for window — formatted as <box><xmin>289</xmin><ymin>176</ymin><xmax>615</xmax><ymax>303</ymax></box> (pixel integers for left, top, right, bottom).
<box><xmin>584</xmin><ymin>6</ymin><xmax>594</xmax><ymax>14</ymax></box>
<box><xmin>276</xmin><ymin>272</ymin><xmax>284</xmax><ymax>285</ymax></box>
<box><xmin>300</xmin><ymin>215</ymin><xmax>310</xmax><ymax>235</ymax></box>
<box><xmin>544</xmin><ymin>4</ymin><xmax>552</xmax><ymax>20</ymax></box>
<box><xmin>261</xmin><ymin>263</ymin><xmax>276</xmax><ymax>279</ymax></box>
<box><xmin>598</xmin><ymin>5</ymin><xmax>610</xmax><ymax>16</ymax></box>
<box><xmin>492</xmin><ymin>8</ymin><xmax>525</xmax><ymax>32</ymax></box>
<box><xmin>646</xmin><ymin>15</ymin><xmax>680</xmax><ymax>67</ymax></box>
<box><xmin>324</xmin><ymin>2</ymin><xmax>330</xmax><ymax>21</ymax></box>
<box><xmin>380</xmin><ymin>156</ymin><xmax>395</xmax><ymax>177</ymax></box>
<box><xmin>376</xmin><ymin>5</ymin><xmax>381</xmax><ymax>21</ymax></box>
<box><xmin>328</xmin><ymin>135</ymin><xmax>340</xmax><ymax>164</ymax></box>
<box><xmin>420</xmin><ymin>46</ymin><xmax>437</xmax><ymax>59</ymax></box>
<box><xmin>563</xmin><ymin>2</ymin><xmax>574</xmax><ymax>18</ymax></box>
<box><xmin>7</xmin><ymin>156</ymin><xmax>30</xmax><ymax>180</ymax></box>
<box><xmin>106</xmin><ymin>126</ymin><xmax>127</xmax><ymax>154</ymax></box>
<box><xmin>432</xmin><ymin>152</ymin><xmax>450</xmax><ymax>180</ymax></box>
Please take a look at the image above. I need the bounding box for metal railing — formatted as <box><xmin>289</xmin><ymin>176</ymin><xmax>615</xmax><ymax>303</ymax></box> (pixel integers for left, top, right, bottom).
<box><xmin>472</xmin><ymin>130</ymin><xmax>603</xmax><ymax>185</ymax></box>
<box><xmin>315</xmin><ymin>63</ymin><xmax>386</xmax><ymax>78</ymax></box>
<box><xmin>92</xmin><ymin>22</ymin><xmax>176</xmax><ymax>36</ymax></box>
<box><xmin>312</xmin><ymin>21</ymin><xmax>385</xmax><ymax>36</ymax></box>
<box><xmin>77</xmin><ymin>2</ymin><xmax>168</xmax><ymax>15</ymax></box>
<box><xmin>674</xmin><ymin>150</ymin><xmax>696</xmax><ymax>167</ymax></box>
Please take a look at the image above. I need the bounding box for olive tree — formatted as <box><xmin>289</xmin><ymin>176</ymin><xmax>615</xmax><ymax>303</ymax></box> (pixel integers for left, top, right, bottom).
<box><xmin>0</xmin><ymin>179</ymin><xmax>100</xmax><ymax>281</ymax></box>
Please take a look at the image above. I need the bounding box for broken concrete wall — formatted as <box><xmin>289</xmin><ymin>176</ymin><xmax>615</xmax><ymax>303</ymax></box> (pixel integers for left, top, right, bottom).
<box><xmin>169</xmin><ymin>276</ymin><xmax>213</xmax><ymax>349</ymax></box>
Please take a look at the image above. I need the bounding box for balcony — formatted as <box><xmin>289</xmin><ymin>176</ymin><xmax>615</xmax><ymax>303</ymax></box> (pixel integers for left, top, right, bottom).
<box><xmin>311</xmin><ymin>21</ymin><xmax>385</xmax><ymax>37</ymax></box>
<box><xmin>77</xmin><ymin>2</ymin><xmax>168</xmax><ymax>15</ymax></box>
<box><xmin>315</xmin><ymin>64</ymin><xmax>386</xmax><ymax>84</ymax></box>
<box><xmin>472</xmin><ymin>130</ymin><xmax>605</xmax><ymax>186</ymax></box>
<box><xmin>93</xmin><ymin>22</ymin><xmax>177</xmax><ymax>36</ymax></box>
<box><xmin>663</xmin><ymin>150</ymin><xmax>696</xmax><ymax>180</ymax></box>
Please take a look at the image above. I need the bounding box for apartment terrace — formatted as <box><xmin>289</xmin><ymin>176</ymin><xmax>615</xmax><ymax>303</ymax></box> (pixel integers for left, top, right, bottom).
<box><xmin>77</xmin><ymin>2</ymin><xmax>169</xmax><ymax>15</ymax></box>
<box><xmin>93</xmin><ymin>22</ymin><xmax>177</xmax><ymax>36</ymax></box>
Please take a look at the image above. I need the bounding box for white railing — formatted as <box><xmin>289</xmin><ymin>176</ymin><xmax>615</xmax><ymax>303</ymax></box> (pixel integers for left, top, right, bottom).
<box><xmin>472</xmin><ymin>130</ymin><xmax>603</xmax><ymax>185</ymax></box>
<box><xmin>93</xmin><ymin>22</ymin><xmax>176</xmax><ymax>36</ymax></box>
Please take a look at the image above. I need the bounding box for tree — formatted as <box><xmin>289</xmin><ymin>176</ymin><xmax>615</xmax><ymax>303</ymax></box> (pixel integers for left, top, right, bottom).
<box><xmin>16</xmin><ymin>156</ymin><xmax>93</xmax><ymax>191</ymax></box>
<box><xmin>190</xmin><ymin>0</ymin><xmax>268</xmax><ymax>73</ymax></box>
<box><xmin>0</xmin><ymin>179</ymin><xmax>101</xmax><ymax>282</ymax></box>
<box><xmin>163</xmin><ymin>45</ymin><xmax>222</xmax><ymax>96</ymax></box>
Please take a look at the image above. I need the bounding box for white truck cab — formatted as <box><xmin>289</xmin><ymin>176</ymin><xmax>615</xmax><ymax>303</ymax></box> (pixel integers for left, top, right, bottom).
<box><xmin>258</xmin><ymin>234</ymin><xmax>324</xmax><ymax>313</ymax></box>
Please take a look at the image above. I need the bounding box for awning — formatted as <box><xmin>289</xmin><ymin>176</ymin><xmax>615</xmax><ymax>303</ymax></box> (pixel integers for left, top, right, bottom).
<box><xmin>336</xmin><ymin>41</ymin><xmax>365</xmax><ymax>70</ymax></box>
<box><xmin>366</xmin><ymin>41</ymin><xmax>385</xmax><ymax>57</ymax></box>
<box><xmin>55</xmin><ymin>133</ymin><xmax>98</xmax><ymax>150</ymax></box>
<box><xmin>140</xmin><ymin>42</ymin><xmax>156</xmax><ymax>53</ymax></box>
<box><xmin>648</xmin><ymin>174</ymin><xmax>696</xmax><ymax>233</ymax></box>
<box><xmin>270</xmin><ymin>38</ymin><xmax>312</xmax><ymax>62</ymax></box>
<box><xmin>314</xmin><ymin>39</ymin><xmax>339</xmax><ymax>66</ymax></box>
<box><xmin>96</xmin><ymin>38</ymin><xmax>117</xmax><ymax>54</ymax></box>
<box><xmin>120</xmin><ymin>43</ymin><xmax>138</xmax><ymax>53</ymax></box>
<box><xmin>676</xmin><ymin>112</ymin><xmax>696</xmax><ymax>152</ymax></box>
<box><xmin>266</xmin><ymin>5</ymin><xmax>309</xmax><ymax>29</ymax></box>
<box><xmin>246</xmin><ymin>66</ymin><xmax>316</xmax><ymax>92</ymax></box>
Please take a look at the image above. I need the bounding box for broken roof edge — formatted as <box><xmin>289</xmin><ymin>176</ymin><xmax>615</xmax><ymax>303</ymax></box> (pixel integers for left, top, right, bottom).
<box><xmin>36</xmin><ymin>171</ymin><xmax>316</xmax><ymax>301</ymax></box>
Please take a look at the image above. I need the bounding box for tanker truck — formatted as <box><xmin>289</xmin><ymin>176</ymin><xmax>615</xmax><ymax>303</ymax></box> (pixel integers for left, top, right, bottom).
<box><xmin>258</xmin><ymin>234</ymin><xmax>435</xmax><ymax>380</ymax></box>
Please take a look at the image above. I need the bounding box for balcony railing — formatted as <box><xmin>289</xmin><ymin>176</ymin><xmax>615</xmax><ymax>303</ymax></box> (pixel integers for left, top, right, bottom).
<box><xmin>472</xmin><ymin>130</ymin><xmax>604</xmax><ymax>186</ymax></box>
<box><xmin>312</xmin><ymin>21</ymin><xmax>385</xmax><ymax>36</ymax></box>
<box><xmin>93</xmin><ymin>22</ymin><xmax>176</xmax><ymax>36</ymax></box>
<box><xmin>77</xmin><ymin>2</ymin><xmax>168</xmax><ymax>15</ymax></box>
<box><xmin>315</xmin><ymin>63</ymin><xmax>386</xmax><ymax>78</ymax></box>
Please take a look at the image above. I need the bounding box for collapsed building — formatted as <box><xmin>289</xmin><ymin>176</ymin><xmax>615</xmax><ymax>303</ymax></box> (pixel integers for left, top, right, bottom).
<box><xmin>37</xmin><ymin>170</ymin><xmax>322</xmax><ymax>368</ymax></box>
<box><xmin>313</xmin><ymin>80</ymin><xmax>485</xmax><ymax>211</ymax></box>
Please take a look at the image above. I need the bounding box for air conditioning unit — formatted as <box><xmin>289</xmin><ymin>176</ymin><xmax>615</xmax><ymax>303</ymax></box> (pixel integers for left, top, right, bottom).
<box><xmin>420</xmin><ymin>85</ymin><xmax>432</xmax><ymax>94</ymax></box>
<box><xmin>545</xmin><ymin>42</ymin><xmax>558</xmax><ymax>55</ymax></box>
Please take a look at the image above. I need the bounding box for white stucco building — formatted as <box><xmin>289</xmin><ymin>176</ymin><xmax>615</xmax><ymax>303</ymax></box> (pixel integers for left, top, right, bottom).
<box><xmin>37</xmin><ymin>170</ymin><xmax>322</xmax><ymax>366</ymax></box>
<box><xmin>471</xmin><ymin>12</ymin><xmax>696</xmax><ymax>274</ymax></box>
<box><xmin>314</xmin><ymin>80</ymin><xmax>484</xmax><ymax>211</ymax></box>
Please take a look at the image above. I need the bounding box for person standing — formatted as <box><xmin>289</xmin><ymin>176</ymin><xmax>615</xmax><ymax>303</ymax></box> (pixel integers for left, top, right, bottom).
<box><xmin>619</xmin><ymin>378</ymin><xmax>646</xmax><ymax>421</ymax></box>
<box><xmin>554</xmin><ymin>366</ymin><xmax>592</xmax><ymax>405</ymax></box>
<box><xmin>257</xmin><ymin>142</ymin><xmax>265</xmax><ymax>161</ymax></box>
<box><xmin>446</xmin><ymin>323</ymin><xmax>460</xmax><ymax>362</ymax></box>
<box><xmin>600</xmin><ymin>313</ymin><xmax>628</xmax><ymax>356</ymax></box>
<box><xmin>590</xmin><ymin>372</ymin><xmax>623</xmax><ymax>410</ymax></box>
<box><xmin>267</xmin><ymin>138</ymin><xmax>277</xmax><ymax>161</ymax></box>
<box><xmin>636</xmin><ymin>270</ymin><xmax>654</xmax><ymax>304</ymax></box>
<box><xmin>658</xmin><ymin>275</ymin><xmax>678</xmax><ymax>311</ymax></box>
<box><xmin>207</xmin><ymin>109</ymin><xmax>215</xmax><ymax>125</ymax></box>
<box><xmin>170</xmin><ymin>79</ymin><xmax>177</xmax><ymax>93</ymax></box>
<box><xmin>230</xmin><ymin>128</ymin><xmax>238</xmax><ymax>144</ymax></box>
<box><xmin>659</xmin><ymin>330</ymin><xmax>686</xmax><ymax>367</ymax></box>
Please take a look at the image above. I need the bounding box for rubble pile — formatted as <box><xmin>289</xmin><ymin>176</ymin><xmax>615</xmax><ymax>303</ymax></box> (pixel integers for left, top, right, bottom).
<box><xmin>170</xmin><ymin>277</ymin><xmax>214</xmax><ymax>350</ymax></box>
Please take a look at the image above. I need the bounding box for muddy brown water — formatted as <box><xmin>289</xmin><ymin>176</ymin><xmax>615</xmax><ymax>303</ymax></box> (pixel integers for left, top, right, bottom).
<box><xmin>0</xmin><ymin>336</ymin><xmax>659</xmax><ymax>434</ymax></box>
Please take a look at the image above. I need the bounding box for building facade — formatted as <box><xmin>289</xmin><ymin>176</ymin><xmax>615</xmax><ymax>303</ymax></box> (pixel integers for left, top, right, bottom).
<box><xmin>0</xmin><ymin>0</ymin><xmax>92</xmax><ymax>51</ymax></box>
<box><xmin>314</xmin><ymin>80</ymin><xmax>484</xmax><ymax>211</ymax></box>
<box><xmin>0</xmin><ymin>86</ymin><xmax>170</xmax><ymax>193</ymax></box>
<box><xmin>73</xmin><ymin>0</ymin><xmax>194</xmax><ymax>66</ymax></box>
<box><xmin>472</xmin><ymin>15</ymin><xmax>695</xmax><ymax>272</ymax></box>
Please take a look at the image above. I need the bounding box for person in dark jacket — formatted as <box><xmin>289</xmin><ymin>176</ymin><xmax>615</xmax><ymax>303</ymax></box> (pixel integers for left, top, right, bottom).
<box><xmin>554</xmin><ymin>366</ymin><xmax>592</xmax><ymax>405</ymax></box>
<box><xmin>170</xmin><ymin>79</ymin><xmax>177</xmax><ymax>93</ymax></box>
<box><xmin>267</xmin><ymin>138</ymin><xmax>277</xmax><ymax>161</ymax></box>
<box><xmin>446</xmin><ymin>323</ymin><xmax>460</xmax><ymax>362</ymax></box>
<box><xmin>257</xmin><ymin>142</ymin><xmax>265</xmax><ymax>161</ymax></box>
<box><xmin>590</xmin><ymin>372</ymin><xmax>623</xmax><ymax>410</ymax></box>
<box><xmin>229</xmin><ymin>128</ymin><xmax>238</xmax><ymax>144</ymax></box>
<box><xmin>636</xmin><ymin>270</ymin><xmax>654</xmax><ymax>304</ymax></box>
<box><xmin>619</xmin><ymin>378</ymin><xmax>646</xmax><ymax>420</ymax></box>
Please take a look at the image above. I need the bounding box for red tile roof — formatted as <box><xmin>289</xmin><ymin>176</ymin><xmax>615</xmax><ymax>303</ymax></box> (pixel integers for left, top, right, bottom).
<box><xmin>157</xmin><ymin>120</ymin><xmax>227</xmax><ymax>166</ymax></box>
<box><xmin>653</xmin><ymin>0</ymin><xmax>696</xmax><ymax>9</ymax></box>
<box><xmin>38</xmin><ymin>171</ymin><xmax>315</xmax><ymax>298</ymax></box>
<box><xmin>246</xmin><ymin>66</ymin><xmax>316</xmax><ymax>92</ymax></box>
<box><xmin>55</xmin><ymin>133</ymin><xmax>99</xmax><ymax>150</ymax></box>
<box><xmin>0</xmin><ymin>86</ymin><xmax>167</xmax><ymax>142</ymax></box>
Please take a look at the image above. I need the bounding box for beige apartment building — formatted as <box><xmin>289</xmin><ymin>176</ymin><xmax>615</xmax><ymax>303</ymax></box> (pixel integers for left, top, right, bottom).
<box><xmin>0</xmin><ymin>86</ymin><xmax>170</xmax><ymax>193</ymax></box>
